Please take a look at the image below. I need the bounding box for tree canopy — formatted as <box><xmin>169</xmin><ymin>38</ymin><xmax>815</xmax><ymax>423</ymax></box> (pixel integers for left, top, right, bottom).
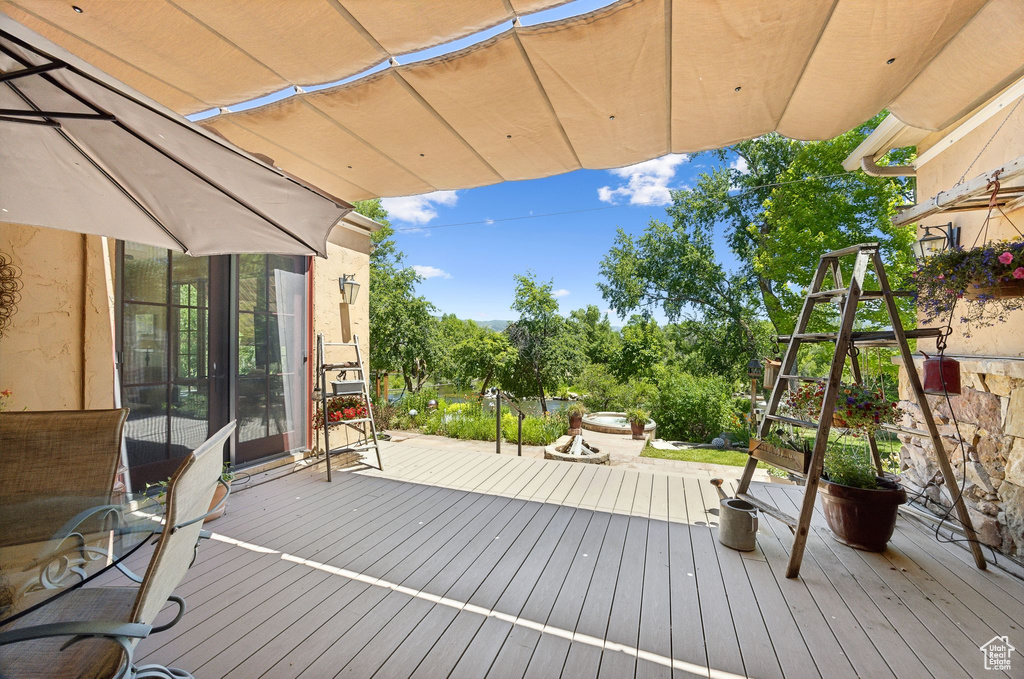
<box><xmin>503</xmin><ymin>271</ymin><xmax>585</xmax><ymax>411</ymax></box>
<box><xmin>599</xmin><ymin>113</ymin><xmax>916</xmax><ymax>370</ymax></box>
<box><xmin>359</xmin><ymin>199</ymin><xmax>439</xmax><ymax>391</ymax></box>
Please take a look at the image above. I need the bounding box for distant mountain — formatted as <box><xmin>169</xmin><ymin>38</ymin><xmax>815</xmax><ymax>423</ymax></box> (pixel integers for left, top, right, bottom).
<box><xmin>475</xmin><ymin>319</ymin><xmax>511</xmax><ymax>332</ymax></box>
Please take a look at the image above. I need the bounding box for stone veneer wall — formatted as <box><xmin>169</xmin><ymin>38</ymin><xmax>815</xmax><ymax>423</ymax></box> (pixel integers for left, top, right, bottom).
<box><xmin>896</xmin><ymin>357</ymin><xmax>1024</xmax><ymax>556</ymax></box>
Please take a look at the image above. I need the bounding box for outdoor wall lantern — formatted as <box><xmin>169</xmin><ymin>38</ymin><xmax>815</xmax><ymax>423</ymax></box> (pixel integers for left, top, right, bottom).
<box><xmin>339</xmin><ymin>274</ymin><xmax>360</xmax><ymax>305</ymax></box>
<box><xmin>912</xmin><ymin>222</ymin><xmax>960</xmax><ymax>261</ymax></box>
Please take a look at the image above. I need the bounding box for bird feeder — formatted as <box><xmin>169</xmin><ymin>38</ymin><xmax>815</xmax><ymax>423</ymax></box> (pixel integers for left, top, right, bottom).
<box><xmin>763</xmin><ymin>359</ymin><xmax>782</xmax><ymax>388</ymax></box>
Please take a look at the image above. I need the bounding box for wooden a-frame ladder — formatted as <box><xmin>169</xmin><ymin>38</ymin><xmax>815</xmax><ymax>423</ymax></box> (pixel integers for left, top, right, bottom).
<box><xmin>734</xmin><ymin>243</ymin><xmax>988</xmax><ymax>578</ymax></box>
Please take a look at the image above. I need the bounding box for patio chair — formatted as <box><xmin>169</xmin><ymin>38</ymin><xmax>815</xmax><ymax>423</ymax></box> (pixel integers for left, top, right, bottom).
<box><xmin>0</xmin><ymin>409</ymin><xmax>128</xmax><ymax>597</ymax></box>
<box><xmin>0</xmin><ymin>422</ymin><xmax>235</xmax><ymax>679</ymax></box>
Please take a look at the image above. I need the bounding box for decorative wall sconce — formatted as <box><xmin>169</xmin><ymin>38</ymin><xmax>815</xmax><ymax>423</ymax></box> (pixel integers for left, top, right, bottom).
<box><xmin>912</xmin><ymin>222</ymin><xmax>960</xmax><ymax>260</ymax></box>
<box><xmin>339</xmin><ymin>274</ymin><xmax>360</xmax><ymax>305</ymax></box>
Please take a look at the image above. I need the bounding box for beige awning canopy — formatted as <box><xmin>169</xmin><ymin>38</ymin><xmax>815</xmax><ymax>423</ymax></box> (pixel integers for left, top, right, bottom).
<box><xmin>4</xmin><ymin>0</ymin><xmax>1023</xmax><ymax>201</ymax></box>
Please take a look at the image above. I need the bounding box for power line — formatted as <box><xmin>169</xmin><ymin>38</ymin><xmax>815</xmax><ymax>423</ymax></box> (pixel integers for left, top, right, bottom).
<box><xmin>393</xmin><ymin>171</ymin><xmax>861</xmax><ymax>232</ymax></box>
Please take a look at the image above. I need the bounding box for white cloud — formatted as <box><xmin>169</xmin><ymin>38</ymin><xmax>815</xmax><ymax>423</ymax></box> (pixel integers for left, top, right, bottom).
<box><xmin>597</xmin><ymin>153</ymin><xmax>688</xmax><ymax>206</ymax></box>
<box><xmin>412</xmin><ymin>265</ymin><xmax>452</xmax><ymax>280</ymax></box>
<box><xmin>381</xmin><ymin>190</ymin><xmax>458</xmax><ymax>225</ymax></box>
<box><xmin>730</xmin><ymin>156</ymin><xmax>750</xmax><ymax>174</ymax></box>
<box><xmin>552</xmin><ymin>289</ymin><xmax>570</xmax><ymax>298</ymax></box>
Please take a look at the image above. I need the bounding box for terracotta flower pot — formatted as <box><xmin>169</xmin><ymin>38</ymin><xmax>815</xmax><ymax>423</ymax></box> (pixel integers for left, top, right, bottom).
<box><xmin>204</xmin><ymin>481</ymin><xmax>231</xmax><ymax>523</ymax></box>
<box><xmin>819</xmin><ymin>476</ymin><xmax>906</xmax><ymax>552</ymax></box>
<box><xmin>630</xmin><ymin>421</ymin><xmax>646</xmax><ymax>440</ymax></box>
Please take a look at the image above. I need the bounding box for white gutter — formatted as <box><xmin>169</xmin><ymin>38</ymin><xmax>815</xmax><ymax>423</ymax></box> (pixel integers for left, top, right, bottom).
<box><xmin>860</xmin><ymin>155</ymin><xmax>915</xmax><ymax>177</ymax></box>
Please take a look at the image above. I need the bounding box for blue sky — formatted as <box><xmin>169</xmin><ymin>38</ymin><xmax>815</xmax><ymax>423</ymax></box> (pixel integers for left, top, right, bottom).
<box><xmin>383</xmin><ymin>154</ymin><xmax>745</xmax><ymax>324</ymax></box>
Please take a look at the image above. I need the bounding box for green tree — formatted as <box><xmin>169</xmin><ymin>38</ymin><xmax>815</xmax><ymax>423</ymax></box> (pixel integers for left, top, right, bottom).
<box><xmin>503</xmin><ymin>271</ymin><xmax>585</xmax><ymax>412</ymax></box>
<box><xmin>599</xmin><ymin>114</ymin><xmax>916</xmax><ymax>378</ymax></box>
<box><xmin>707</xmin><ymin>113</ymin><xmax>916</xmax><ymax>332</ymax></box>
<box><xmin>359</xmin><ymin>199</ymin><xmax>439</xmax><ymax>392</ymax></box>
<box><xmin>599</xmin><ymin>211</ymin><xmax>763</xmax><ymax>354</ymax></box>
<box><xmin>453</xmin><ymin>323</ymin><xmax>517</xmax><ymax>394</ymax></box>
<box><xmin>615</xmin><ymin>315</ymin><xmax>664</xmax><ymax>381</ymax></box>
<box><xmin>568</xmin><ymin>305</ymin><xmax>620</xmax><ymax>364</ymax></box>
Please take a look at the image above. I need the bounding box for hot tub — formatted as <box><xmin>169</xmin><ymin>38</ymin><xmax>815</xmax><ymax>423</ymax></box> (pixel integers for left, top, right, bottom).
<box><xmin>581</xmin><ymin>411</ymin><xmax>656</xmax><ymax>437</ymax></box>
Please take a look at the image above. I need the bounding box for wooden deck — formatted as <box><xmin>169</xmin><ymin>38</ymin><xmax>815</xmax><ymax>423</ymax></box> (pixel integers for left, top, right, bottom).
<box><xmin>113</xmin><ymin>441</ymin><xmax>1024</xmax><ymax>678</ymax></box>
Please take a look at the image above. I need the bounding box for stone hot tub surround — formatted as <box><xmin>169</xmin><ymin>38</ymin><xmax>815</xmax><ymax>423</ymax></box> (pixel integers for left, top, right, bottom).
<box><xmin>894</xmin><ymin>356</ymin><xmax>1024</xmax><ymax>556</ymax></box>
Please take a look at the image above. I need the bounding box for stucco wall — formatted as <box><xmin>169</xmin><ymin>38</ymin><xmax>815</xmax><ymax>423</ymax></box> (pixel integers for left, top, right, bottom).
<box><xmin>915</xmin><ymin>102</ymin><xmax>1024</xmax><ymax>357</ymax></box>
<box><xmin>898</xmin><ymin>98</ymin><xmax>1024</xmax><ymax>558</ymax></box>
<box><xmin>0</xmin><ymin>223</ymin><xmax>116</xmax><ymax>411</ymax></box>
<box><xmin>310</xmin><ymin>225</ymin><xmax>372</xmax><ymax>452</ymax></box>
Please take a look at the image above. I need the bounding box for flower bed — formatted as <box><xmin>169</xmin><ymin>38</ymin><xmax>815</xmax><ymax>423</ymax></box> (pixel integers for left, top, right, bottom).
<box><xmin>914</xmin><ymin>236</ymin><xmax>1024</xmax><ymax>334</ymax></box>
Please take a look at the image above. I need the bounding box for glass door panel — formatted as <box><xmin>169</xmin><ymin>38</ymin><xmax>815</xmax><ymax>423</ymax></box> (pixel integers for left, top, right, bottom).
<box><xmin>234</xmin><ymin>254</ymin><xmax>307</xmax><ymax>464</ymax></box>
<box><xmin>120</xmin><ymin>244</ymin><xmax>214</xmax><ymax>486</ymax></box>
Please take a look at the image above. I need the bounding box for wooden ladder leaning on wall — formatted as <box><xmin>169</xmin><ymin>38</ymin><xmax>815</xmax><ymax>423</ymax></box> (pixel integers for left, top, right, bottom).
<box><xmin>734</xmin><ymin>242</ymin><xmax>987</xmax><ymax>578</ymax></box>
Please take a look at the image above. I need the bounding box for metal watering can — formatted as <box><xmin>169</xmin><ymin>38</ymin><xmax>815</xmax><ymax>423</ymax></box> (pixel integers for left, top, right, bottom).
<box><xmin>710</xmin><ymin>478</ymin><xmax>758</xmax><ymax>551</ymax></box>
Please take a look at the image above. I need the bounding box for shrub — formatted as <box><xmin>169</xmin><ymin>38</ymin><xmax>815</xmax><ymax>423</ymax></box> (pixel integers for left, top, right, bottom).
<box><xmin>578</xmin><ymin>363</ymin><xmax>654</xmax><ymax>413</ymax></box>
<box><xmin>503</xmin><ymin>410</ymin><xmax>567</xmax><ymax>446</ymax></box>
<box><xmin>649</xmin><ymin>368</ymin><xmax>733</xmax><ymax>443</ymax></box>
<box><xmin>372</xmin><ymin>398</ymin><xmax>397</xmax><ymax>431</ymax></box>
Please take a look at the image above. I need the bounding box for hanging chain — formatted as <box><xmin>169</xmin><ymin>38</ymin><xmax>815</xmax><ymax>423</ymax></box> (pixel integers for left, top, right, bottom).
<box><xmin>956</xmin><ymin>96</ymin><xmax>1024</xmax><ymax>186</ymax></box>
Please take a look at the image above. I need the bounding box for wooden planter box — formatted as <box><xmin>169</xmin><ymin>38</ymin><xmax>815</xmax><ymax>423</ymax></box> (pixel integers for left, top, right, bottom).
<box><xmin>749</xmin><ymin>439</ymin><xmax>810</xmax><ymax>475</ymax></box>
<box><xmin>964</xmin><ymin>277</ymin><xmax>1024</xmax><ymax>300</ymax></box>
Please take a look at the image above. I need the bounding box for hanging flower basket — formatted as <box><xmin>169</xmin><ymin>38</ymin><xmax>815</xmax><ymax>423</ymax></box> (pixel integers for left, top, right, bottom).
<box><xmin>914</xmin><ymin>236</ymin><xmax>1024</xmax><ymax>335</ymax></box>
<box><xmin>783</xmin><ymin>382</ymin><xmax>901</xmax><ymax>437</ymax></box>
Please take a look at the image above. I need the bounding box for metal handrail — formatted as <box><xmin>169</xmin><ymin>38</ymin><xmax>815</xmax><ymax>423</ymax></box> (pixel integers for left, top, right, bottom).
<box><xmin>494</xmin><ymin>390</ymin><xmax>526</xmax><ymax>457</ymax></box>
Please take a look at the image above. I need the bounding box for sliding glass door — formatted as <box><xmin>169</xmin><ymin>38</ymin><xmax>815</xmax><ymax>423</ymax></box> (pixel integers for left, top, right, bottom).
<box><xmin>235</xmin><ymin>254</ymin><xmax>307</xmax><ymax>465</ymax></box>
<box><xmin>119</xmin><ymin>245</ymin><xmax>307</xmax><ymax>486</ymax></box>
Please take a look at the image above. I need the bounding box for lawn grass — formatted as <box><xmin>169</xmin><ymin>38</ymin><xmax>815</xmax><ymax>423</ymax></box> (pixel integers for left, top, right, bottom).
<box><xmin>641</xmin><ymin>431</ymin><xmax>902</xmax><ymax>471</ymax></box>
<box><xmin>641</xmin><ymin>445</ymin><xmax>750</xmax><ymax>467</ymax></box>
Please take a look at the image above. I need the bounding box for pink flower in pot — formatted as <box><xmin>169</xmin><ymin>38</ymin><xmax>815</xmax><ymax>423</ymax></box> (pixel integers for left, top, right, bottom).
<box><xmin>998</xmin><ymin>251</ymin><xmax>1014</xmax><ymax>265</ymax></box>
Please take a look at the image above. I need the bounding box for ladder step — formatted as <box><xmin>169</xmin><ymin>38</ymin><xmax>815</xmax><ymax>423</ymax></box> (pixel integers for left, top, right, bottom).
<box><xmin>324</xmin><ymin>364</ymin><xmax>363</xmax><ymax>371</ymax></box>
<box><xmin>809</xmin><ymin>289</ymin><xmax>915</xmax><ymax>301</ymax></box>
<box><xmin>880</xmin><ymin>423</ymin><xmax>930</xmax><ymax>437</ymax></box>
<box><xmin>777</xmin><ymin>328</ymin><xmax>944</xmax><ymax>344</ymax></box>
<box><xmin>820</xmin><ymin>243</ymin><xmax>878</xmax><ymax>259</ymax></box>
<box><xmin>737</xmin><ymin>493</ymin><xmax>797</xmax><ymax>530</ymax></box>
<box><xmin>327</xmin><ymin>417</ymin><xmax>372</xmax><ymax>425</ymax></box>
<box><xmin>780</xmin><ymin>374</ymin><xmax>827</xmax><ymax>383</ymax></box>
<box><xmin>765</xmin><ymin>413</ymin><xmax>818</xmax><ymax>429</ymax></box>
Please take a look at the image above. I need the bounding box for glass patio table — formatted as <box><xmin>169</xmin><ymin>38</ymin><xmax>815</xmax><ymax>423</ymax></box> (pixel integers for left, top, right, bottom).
<box><xmin>0</xmin><ymin>491</ymin><xmax>163</xmax><ymax>626</ymax></box>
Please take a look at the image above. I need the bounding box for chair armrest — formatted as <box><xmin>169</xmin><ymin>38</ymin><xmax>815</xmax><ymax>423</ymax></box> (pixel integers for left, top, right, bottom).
<box><xmin>0</xmin><ymin>621</ymin><xmax>151</xmax><ymax>647</ymax></box>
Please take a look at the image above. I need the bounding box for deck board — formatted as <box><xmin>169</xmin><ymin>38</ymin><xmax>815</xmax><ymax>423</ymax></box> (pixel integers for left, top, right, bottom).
<box><xmin>115</xmin><ymin>441</ymin><xmax>1024</xmax><ymax>679</ymax></box>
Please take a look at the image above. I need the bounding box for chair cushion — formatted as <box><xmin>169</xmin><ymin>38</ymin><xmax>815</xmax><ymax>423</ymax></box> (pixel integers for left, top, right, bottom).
<box><xmin>0</xmin><ymin>586</ymin><xmax>137</xmax><ymax>679</ymax></box>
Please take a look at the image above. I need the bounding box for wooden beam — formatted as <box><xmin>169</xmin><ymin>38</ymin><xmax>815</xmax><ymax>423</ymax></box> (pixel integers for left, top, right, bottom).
<box><xmin>892</xmin><ymin>154</ymin><xmax>1024</xmax><ymax>226</ymax></box>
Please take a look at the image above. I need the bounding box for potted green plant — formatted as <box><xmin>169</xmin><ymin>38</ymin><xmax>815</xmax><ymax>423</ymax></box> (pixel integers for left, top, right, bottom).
<box><xmin>566</xmin><ymin>402</ymin><xmax>586</xmax><ymax>434</ymax></box>
<box><xmin>914</xmin><ymin>236</ymin><xmax>1024</xmax><ymax>336</ymax></box>
<box><xmin>819</xmin><ymin>445</ymin><xmax>906</xmax><ymax>552</ymax></box>
<box><xmin>625</xmin><ymin>407</ymin><xmax>649</xmax><ymax>440</ymax></box>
